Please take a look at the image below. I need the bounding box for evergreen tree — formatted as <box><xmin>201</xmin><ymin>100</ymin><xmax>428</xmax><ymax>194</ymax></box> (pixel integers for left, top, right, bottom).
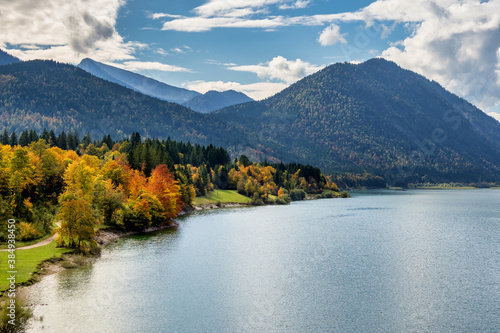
<box><xmin>19</xmin><ymin>131</ymin><xmax>30</xmax><ymax>147</ymax></box>
<box><xmin>9</xmin><ymin>132</ymin><xmax>18</xmax><ymax>146</ymax></box>
<box><xmin>82</xmin><ymin>133</ymin><xmax>91</xmax><ymax>148</ymax></box>
<box><xmin>58</xmin><ymin>131</ymin><xmax>67</xmax><ymax>150</ymax></box>
<box><xmin>48</xmin><ymin>130</ymin><xmax>57</xmax><ymax>147</ymax></box>
<box><xmin>1</xmin><ymin>129</ymin><xmax>9</xmax><ymax>145</ymax></box>
<box><xmin>41</xmin><ymin>129</ymin><xmax>50</xmax><ymax>142</ymax></box>
<box><xmin>28</xmin><ymin>130</ymin><xmax>39</xmax><ymax>143</ymax></box>
<box><xmin>143</xmin><ymin>142</ymin><xmax>153</xmax><ymax>178</ymax></box>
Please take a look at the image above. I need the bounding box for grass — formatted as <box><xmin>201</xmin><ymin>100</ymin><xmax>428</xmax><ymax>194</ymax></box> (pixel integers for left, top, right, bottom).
<box><xmin>194</xmin><ymin>190</ymin><xmax>252</xmax><ymax>205</ymax></box>
<box><xmin>0</xmin><ymin>242</ymin><xmax>71</xmax><ymax>291</ymax></box>
<box><xmin>414</xmin><ymin>185</ymin><xmax>477</xmax><ymax>189</ymax></box>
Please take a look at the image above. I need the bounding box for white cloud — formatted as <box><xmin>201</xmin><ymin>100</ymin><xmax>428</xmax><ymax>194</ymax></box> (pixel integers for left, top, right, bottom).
<box><xmin>279</xmin><ymin>0</ymin><xmax>311</xmax><ymax>10</ymax></box>
<box><xmin>119</xmin><ymin>61</ymin><xmax>192</xmax><ymax>73</ymax></box>
<box><xmin>150</xmin><ymin>13</ymin><xmax>183</xmax><ymax>20</ymax></box>
<box><xmin>488</xmin><ymin>112</ymin><xmax>500</xmax><ymax>123</ymax></box>
<box><xmin>186</xmin><ymin>80</ymin><xmax>287</xmax><ymax>100</ymax></box>
<box><xmin>318</xmin><ymin>23</ymin><xmax>347</xmax><ymax>46</ymax></box>
<box><xmin>229</xmin><ymin>56</ymin><xmax>324</xmax><ymax>84</ymax></box>
<box><xmin>205</xmin><ymin>59</ymin><xmax>237</xmax><ymax>66</ymax></box>
<box><xmin>154</xmin><ymin>0</ymin><xmax>500</xmax><ymax>110</ymax></box>
<box><xmin>0</xmin><ymin>0</ymin><xmax>141</xmax><ymax>64</ymax></box>
<box><xmin>156</xmin><ymin>48</ymin><xmax>169</xmax><ymax>56</ymax></box>
<box><xmin>193</xmin><ymin>0</ymin><xmax>281</xmax><ymax>17</ymax></box>
<box><xmin>372</xmin><ymin>0</ymin><xmax>500</xmax><ymax>110</ymax></box>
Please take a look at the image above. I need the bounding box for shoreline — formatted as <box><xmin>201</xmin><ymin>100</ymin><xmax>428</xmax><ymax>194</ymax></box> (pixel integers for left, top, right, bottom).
<box><xmin>3</xmin><ymin>195</ymin><xmax>345</xmax><ymax>299</ymax></box>
<box><xmin>2</xmin><ymin>201</ymin><xmax>250</xmax><ymax>296</ymax></box>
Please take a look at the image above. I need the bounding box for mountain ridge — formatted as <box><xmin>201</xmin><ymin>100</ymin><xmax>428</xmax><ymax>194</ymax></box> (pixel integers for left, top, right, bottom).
<box><xmin>0</xmin><ymin>60</ymin><xmax>249</xmax><ymax>149</ymax></box>
<box><xmin>215</xmin><ymin>58</ymin><xmax>500</xmax><ymax>183</ymax></box>
<box><xmin>0</xmin><ymin>49</ymin><xmax>20</xmax><ymax>66</ymax></box>
<box><xmin>1</xmin><ymin>57</ymin><xmax>500</xmax><ymax>184</ymax></box>
<box><xmin>78</xmin><ymin>58</ymin><xmax>200</xmax><ymax>104</ymax></box>
<box><xmin>183</xmin><ymin>90</ymin><xmax>254</xmax><ymax>113</ymax></box>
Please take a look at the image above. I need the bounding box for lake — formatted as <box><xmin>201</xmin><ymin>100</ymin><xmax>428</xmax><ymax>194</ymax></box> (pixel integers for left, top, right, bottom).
<box><xmin>26</xmin><ymin>189</ymin><xmax>500</xmax><ymax>332</ymax></box>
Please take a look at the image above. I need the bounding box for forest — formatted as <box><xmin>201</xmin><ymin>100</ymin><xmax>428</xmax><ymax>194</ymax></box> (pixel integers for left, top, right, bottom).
<box><xmin>0</xmin><ymin>129</ymin><xmax>341</xmax><ymax>251</ymax></box>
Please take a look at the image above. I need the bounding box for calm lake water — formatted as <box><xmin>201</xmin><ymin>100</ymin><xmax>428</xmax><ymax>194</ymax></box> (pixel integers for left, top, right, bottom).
<box><xmin>26</xmin><ymin>190</ymin><xmax>500</xmax><ymax>332</ymax></box>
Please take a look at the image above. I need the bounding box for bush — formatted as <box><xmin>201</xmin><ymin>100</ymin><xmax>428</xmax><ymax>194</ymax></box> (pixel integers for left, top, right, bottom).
<box><xmin>251</xmin><ymin>193</ymin><xmax>264</xmax><ymax>206</ymax></box>
<box><xmin>0</xmin><ymin>295</ymin><xmax>33</xmax><ymax>332</ymax></box>
<box><xmin>17</xmin><ymin>222</ymin><xmax>42</xmax><ymax>241</ymax></box>
<box><xmin>290</xmin><ymin>189</ymin><xmax>306</xmax><ymax>201</ymax></box>
<box><xmin>275</xmin><ymin>194</ymin><xmax>292</xmax><ymax>205</ymax></box>
<box><xmin>339</xmin><ymin>191</ymin><xmax>351</xmax><ymax>198</ymax></box>
<box><xmin>31</xmin><ymin>205</ymin><xmax>55</xmax><ymax>234</ymax></box>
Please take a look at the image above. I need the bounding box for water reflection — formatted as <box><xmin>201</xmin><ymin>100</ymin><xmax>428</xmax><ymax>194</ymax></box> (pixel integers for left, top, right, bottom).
<box><xmin>26</xmin><ymin>190</ymin><xmax>500</xmax><ymax>332</ymax></box>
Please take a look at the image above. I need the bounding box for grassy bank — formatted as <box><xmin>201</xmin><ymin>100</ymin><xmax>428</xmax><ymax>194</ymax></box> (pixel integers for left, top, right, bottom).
<box><xmin>193</xmin><ymin>190</ymin><xmax>252</xmax><ymax>205</ymax></box>
<box><xmin>410</xmin><ymin>185</ymin><xmax>477</xmax><ymax>189</ymax></box>
<box><xmin>0</xmin><ymin>242</ymin><xmax>71</xmax><ymax>291</ymax></box>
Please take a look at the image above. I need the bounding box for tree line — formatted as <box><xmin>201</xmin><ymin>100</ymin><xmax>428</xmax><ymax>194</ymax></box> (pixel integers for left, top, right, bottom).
<box><xmin>0</xmin><ymin>129</ymin><xmax>339</xmax><ymax>251</ymax></box>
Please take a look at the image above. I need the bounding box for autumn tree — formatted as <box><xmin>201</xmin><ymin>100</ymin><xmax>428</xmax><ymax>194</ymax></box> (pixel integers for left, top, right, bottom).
<box><xmin>147</xmin><ymin>165</ymin><xmax>181</xmax><ymax>221</ymax></box>
<box><xmin>56</xmin><ymin>197</ymin><xmax>96</xmax><ymax>250</ymax></box>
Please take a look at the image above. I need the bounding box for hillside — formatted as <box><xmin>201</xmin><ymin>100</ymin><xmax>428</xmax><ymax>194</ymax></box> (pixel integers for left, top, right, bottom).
<box><xmin>0</xmin><ymin>49</ymin><xmax>20</xmax><ymax>66</ymax></box>
<box><xmin>183</xmin><ymin>90</ymin><xmax>254</xmax><ymax>113</ymax></box>
<box><xmin>0</xmin><ymin>60</ymin><xmax>247</xmax><ymax>148</ymax></box>
<box><xmin>2</xmin><ymin>58</ymin><xmax>500</xmax><ymax>184</ymax></box>
<box><xmin>215</xmin><ymin>59</ymin><xmax>500</xmax><ymax>184</ymax></box>
<box><xmin>78</xmin><ymin>58</ymin><xmax>200</xmax><ymax>104</ymax></box>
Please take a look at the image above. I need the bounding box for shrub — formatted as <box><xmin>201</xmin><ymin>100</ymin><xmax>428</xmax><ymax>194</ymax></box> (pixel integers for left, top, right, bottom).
<box><xmin>17</xmin><ymin>222</ymin><xmax>42</xmax><ymax>241</ymax></box>
<box><xmin>339</xmin><ymin>191</ymin><xmax>351</xmax><ymax>198</ymax></box>
<box><xmin>0</xmin><ymin>295</ymin><xmax>33</xmax><ymax>332</ymax></box>
<box><xmin>251</xmin><ymin>193</ymin><xmax>264</xmax><ymax>206</ymax></box>
<box><xmin>290</xmin><ymin>189</ymin><xmax>306</xmax><ymax>201</ymax></box>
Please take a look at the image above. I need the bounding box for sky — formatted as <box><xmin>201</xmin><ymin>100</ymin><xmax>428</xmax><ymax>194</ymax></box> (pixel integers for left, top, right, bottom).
<box><xmin>1</xmin><ymin>0</ymin><xmax>500</xmax><ymax>120</ymax></box>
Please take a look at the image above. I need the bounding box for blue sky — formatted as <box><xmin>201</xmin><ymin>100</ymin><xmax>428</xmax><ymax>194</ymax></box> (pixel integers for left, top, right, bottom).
<box><xmin>1</xmin><ymin>0</ymin><xmax>500</xmax><ymax>119</ymax></box>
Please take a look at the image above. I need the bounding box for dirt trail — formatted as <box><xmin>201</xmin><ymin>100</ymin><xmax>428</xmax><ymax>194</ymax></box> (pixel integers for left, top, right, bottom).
<box><xmin>0</xmin><ymin>223</ymin><xmax>60</xmax><ymax>251</ymax></box>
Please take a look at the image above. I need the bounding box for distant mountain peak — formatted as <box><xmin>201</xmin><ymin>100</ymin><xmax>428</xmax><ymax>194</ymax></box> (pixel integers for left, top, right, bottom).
<box><xmin>215</xmin><ymin>57</ymin><xmax>500</xmax><ymax>183</ymax></box>
<box><xmin>183</xmin><ymin>89</ymin><xmax>254</xmax><ymax>113</ymax></box>
<box><xmin>78</xmin><ymin>58</ymin><xmax>200</xmax><ymax>104</ymax></box>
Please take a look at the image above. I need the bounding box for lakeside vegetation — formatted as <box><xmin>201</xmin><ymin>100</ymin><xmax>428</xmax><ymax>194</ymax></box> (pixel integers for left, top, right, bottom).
<box><xmin>193</xmin><ymin>190</ymin><xmax>251</xmax><ymax>205</ymax></box>
<box><xmin>0</xmin><ymin>129</ymin><xmax>340</xmax><ymax>254</ymax></box>
<box><xmin>0</xmin><ymin>242</ymin><xmax>70</xmax><ymax>290</ymax></box>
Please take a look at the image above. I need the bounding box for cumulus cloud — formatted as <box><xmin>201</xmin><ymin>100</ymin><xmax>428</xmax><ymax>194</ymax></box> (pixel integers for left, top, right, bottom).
<box><xmin>318</xmin><ymin>23</ymin><xmax>347</xmax><ymax>46</ymax></box>
<box><xmin>154</xmin><ymin>0</ymin><xmax>500</xmax><ymax>110</ymax></box>
<box><xmin>372</xmin><ymin>0</ymin><xmax>500</xmax><ymax>110</ymax></box>
<box><xmin>186</xmin><ymin>80</ymin><xmax>287</xmax><ymax>100</ymax></box>
<box><xmin>0</xmin><ymin>0</ymin><xmax>140</xmax><ymax>64</ymax></box>
<box><xmin>229</xmin><ymin>56</ymin><xmax>324</xmax><ymax>84</ymax></box>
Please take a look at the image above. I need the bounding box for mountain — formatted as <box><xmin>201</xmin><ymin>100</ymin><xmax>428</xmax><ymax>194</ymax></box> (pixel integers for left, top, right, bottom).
<box><xmin>0</xmin><ymin>49</ymin><xmax>20</xmax><ymax>66</ymax></box>
<box><xmin>215</xmin><ymin>58</ymin><xmax>500</xmax><ymax>184</ymax></box>
<box><xmin>183</xmin><ymin>90</ymin><xmax>254</xmax><ymax>113</ymax></box>
<box><xmin>0</xmin><ymin>60</ymin><xmax>246</xmax><ymax>147</ymax></box>
<box><xmin>78</xmin><ymin>58</ymin><xmax>200</xmax><ymax>104</ymax></box>
<box><xmin>2</xmin><ymin>58</ymin><xmax>500</xmax><ymax>184</ymax></box>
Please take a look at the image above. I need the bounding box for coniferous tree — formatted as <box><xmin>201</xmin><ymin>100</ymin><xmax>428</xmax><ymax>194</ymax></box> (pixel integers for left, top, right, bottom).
<box><xmin>19</xmin><ymin>131</ymin><xmax>30</xmax><ymax>147</ymax></box>
<box><xmin>9</xmin><ymin>132</ymin><xmax>18</xmax><ymax>146</ymax></box>
<box><xmin>41</xmin><ymin>129</ymin><xmax>50</xmax><ymax>142</ymax></box>
<box><xmin>82</xmin><ymin>133</ymin><xmax>91</xmax><ymax>148</ymax></box>
<box><xmin>48</xmin><ymin>130</ymin><xmax>57</xmax><ymax>147</ymax></box>
<box><xmin>1</xmin><ymin>129</ymin><xmax>9</xmax><ymax>145</ymax></box>
<box><xmin>28</xmin><ymin>130</ymin><xmax>39</xmax><ymax>143</ymax></box>
<box><xmin>58</xmin><ymin>131</ymin><xmax>67</xmax><ymax>150</ymax></box>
